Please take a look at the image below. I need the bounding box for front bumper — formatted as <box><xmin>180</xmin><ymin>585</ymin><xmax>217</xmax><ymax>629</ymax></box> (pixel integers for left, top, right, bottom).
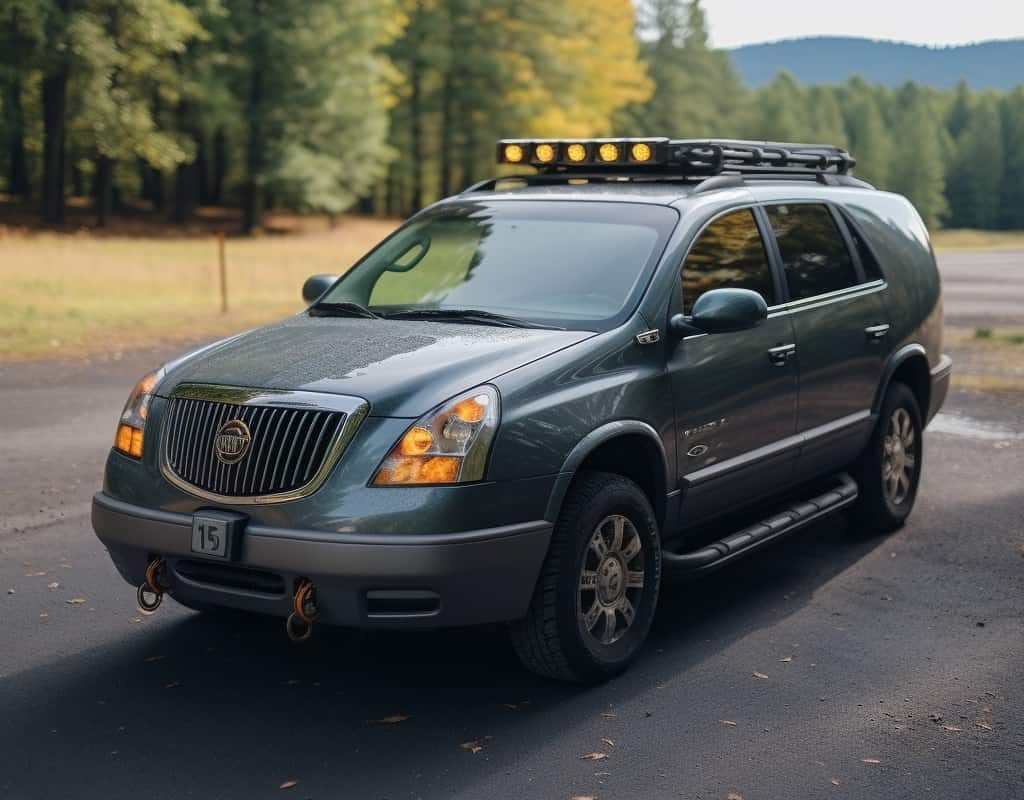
<box><xmin>92</xmin><ymin>493</ymin><xmax>551</xmax><ymax>628</ymax></box>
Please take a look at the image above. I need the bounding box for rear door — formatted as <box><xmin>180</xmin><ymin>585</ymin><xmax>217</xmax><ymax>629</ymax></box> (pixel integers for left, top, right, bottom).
<box><xmin>668</xmin><ymin>207</ymin><xmax>799</xmax><ymax>525</ymax></box>
<box><xmin>762</xmin><ymin>202</ymin><xmax>890</xmax><ymax>482</ymax></box>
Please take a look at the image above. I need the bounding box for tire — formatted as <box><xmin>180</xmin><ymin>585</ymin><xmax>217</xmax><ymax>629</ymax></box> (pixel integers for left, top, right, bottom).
<box><xmin>851</xmin><ymin>382</ymin><xmax>923</xmax><ymax>532</ymax></box>
<box><xmin>510</xmin><ymin>471</ymin><xmax>661</xmax><ymax>683</ymax></box>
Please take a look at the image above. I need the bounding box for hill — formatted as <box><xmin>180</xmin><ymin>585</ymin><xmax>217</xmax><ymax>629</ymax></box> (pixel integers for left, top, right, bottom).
<box><xmin>729</xmin><ymin>37</ymin><xmax>1024</xmax><ymax>89</ymax></box>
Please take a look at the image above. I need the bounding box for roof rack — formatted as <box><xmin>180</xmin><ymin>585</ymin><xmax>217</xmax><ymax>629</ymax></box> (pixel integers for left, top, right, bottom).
<box><xmin>669</xmin><ymin>139</ymin><xmax>855</xmax><ymax>176</ymax></box>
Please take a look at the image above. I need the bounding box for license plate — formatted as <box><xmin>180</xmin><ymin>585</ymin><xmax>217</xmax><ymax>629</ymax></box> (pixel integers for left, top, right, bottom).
<box><xmin>190</xmin><ymin>511</ymin><xmax>245</xmax><ymax>560</ymax></box>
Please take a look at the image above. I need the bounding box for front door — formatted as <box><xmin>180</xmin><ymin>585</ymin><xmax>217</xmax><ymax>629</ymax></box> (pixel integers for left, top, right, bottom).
<box><xmin>762</xmin><ymin>202</ymin><xmax>890</xmax><ymax>481</ymax></box>
<box><xmin>668</xmin><ymin>207</ymin><xmax>799</xmax><ymax>526</ymax></box>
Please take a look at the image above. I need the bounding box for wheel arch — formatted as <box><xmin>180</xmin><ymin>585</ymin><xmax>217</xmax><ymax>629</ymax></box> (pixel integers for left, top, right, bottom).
<box><xmin>874</xmin><ymin>344</ymin><xmax>931</xmax><ymax>419</ymax></box>
<box><xmin>544</xmin><ymin>421</ymin><xmax>671</xmax><ymax>529</ymax></box>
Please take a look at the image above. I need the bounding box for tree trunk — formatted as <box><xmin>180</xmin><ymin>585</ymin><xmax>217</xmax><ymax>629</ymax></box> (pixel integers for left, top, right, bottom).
<box><xmin>5</xmin><ymin>79</ymin><xmax>30</xmax><ymax>199</ymax></box>
<box><xmin>242</xmin><ymin>16</ymin><xmax>266</xmax><ymax>235</ymax></box>
<box><xmin>439</xmin><ymin>70</ymin><xmax>455</xmax><ymax>198</ymax></box>
<box><xmin>172</xmin><ymin>102</ymin><xmax>197</xmax><ymax>223</ymax></box>
<box><xmin>41</xmin><ymin>67</ymin><xmax>68</xmax><ymax>225</ymax></box>
<box><xmin>409</xmin><ymin>52</ymin><xmax>424</xmax><ymax>211</ymax></box>
<box><xmin>95</xmin><ymin>156</ymin><xmax>114</xmax><ymax>227</ymax></box>
<box><xmin>461</xmin><ymin>122</ymin><xmax>477</xmax><ymax>191</ymax></box>
<box><xmin>211</xmin><ymin>127</ymin><xmax>227</xmax><ymax>206</ymax></box>
<box><xmin>195</xmin><ymin>134</ymin><xmax>210</xmax><ymax>205</ymax></box>
<box><xmin>71</xmin><ymin>162</ymin><xmax>85</xmax><ymax>198</ymax></box>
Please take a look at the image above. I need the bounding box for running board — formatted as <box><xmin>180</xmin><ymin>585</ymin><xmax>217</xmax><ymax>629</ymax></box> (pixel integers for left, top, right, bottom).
<box><xmin>661</xmin><ymin>473</ymin><xmax>859</xmax><ymax>574</ymax></box>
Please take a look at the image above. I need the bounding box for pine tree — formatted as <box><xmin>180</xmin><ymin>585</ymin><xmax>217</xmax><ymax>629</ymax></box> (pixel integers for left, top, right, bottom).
<box><xmin>947</xmin><ymin>93</ymin><xmax>1003</xmax><ymax>228</ymax></box>
<box><xmin>887</xmin><ymin>83</ymin><xmax>949</xmax><ymax>229</ymax></box>
<box><xmin>840</xmin><ymin>77</ymin><xmax>893</xmax><ymax>187</ymax></box>
<box><xmin>999</xmin><ymin>87</ymin><xmax>1024</xmax><ymax>229</ymax></box>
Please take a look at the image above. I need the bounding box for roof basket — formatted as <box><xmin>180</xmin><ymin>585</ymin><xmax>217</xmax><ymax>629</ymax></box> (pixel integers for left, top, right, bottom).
<box><xmin>671</xmin><ymin>139</ymin><xmax>855</xmax><ymax>176</ymax></box>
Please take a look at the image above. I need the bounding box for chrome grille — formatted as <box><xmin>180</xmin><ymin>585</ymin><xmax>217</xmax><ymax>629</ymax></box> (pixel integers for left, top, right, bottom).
<box><xmin>160</xmin><ymin>385</ymin><xmax>366</xmax><ymax>503</ymax></box>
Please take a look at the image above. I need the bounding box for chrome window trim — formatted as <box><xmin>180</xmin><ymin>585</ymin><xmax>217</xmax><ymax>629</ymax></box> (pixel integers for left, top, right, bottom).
<box><xmin>768</xmin><ymin>279</ymin><xmax>886</xmax><ymax>317</ymax></box>
<box><xmin>159</xmin><ymin>383</ymin><xmax>369</xmax><ymax>505</ymax></box>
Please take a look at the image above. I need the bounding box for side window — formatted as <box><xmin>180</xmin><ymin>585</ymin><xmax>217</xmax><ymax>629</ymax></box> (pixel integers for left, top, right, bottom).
<box><xmin>682</xmin><ymin>209</ymin><xmax>775</xmax><ymax>314</ymax></box>
<box><xmin>840</xmin><ymin>212</ymin><xmax>885</xmax><ymax>281</ymax></box>
<box><xmin>765</xmin><ymin>203</ymin><xmax>858</xmax><ymax>300</ymax></box>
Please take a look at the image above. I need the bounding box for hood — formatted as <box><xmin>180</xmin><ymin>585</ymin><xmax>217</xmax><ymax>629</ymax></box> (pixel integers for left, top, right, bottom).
<box><xmin>161</xmin><ymin>314</ymin><xmax>593</xmax><ymax>417</ymax></box>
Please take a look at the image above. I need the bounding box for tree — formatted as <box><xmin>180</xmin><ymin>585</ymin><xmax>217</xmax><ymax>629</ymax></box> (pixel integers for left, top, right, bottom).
<box><xmin>221</xmin><ymin>0</ymin><xmax>400</xmax><ymax>232</ymax></box>
<box><xmin>840</xmin><ymin>77</ymin><xmax>893</xmax><ymax>187</ymax></box>
<box><xmin>887</xmin><ymin>83</ymin><xmax>949</xmax><ymax>229</ymax></box>
<box><xmin>947</xmin><ymin>93</ymin><xmax>1003</xmax><ymax>228</ymax></box>
<box><xmin>999</xmin><ymin>88</ymin><xmax>1024</xmax><ymax>229</ymax></box>
<box><xmin>750</xmin><ymin>71</ymin><xmax>806</xmax><ymax>141</ymax></box>
<box><xmin>0</xmin><ymin>0</ymin><xmax>46</xmax><ymax>199</ymax></box>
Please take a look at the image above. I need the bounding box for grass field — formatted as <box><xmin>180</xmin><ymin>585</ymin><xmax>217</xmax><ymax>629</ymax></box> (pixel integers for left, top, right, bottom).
<box><xmin>1</xmin><ymin>215</ymin><xmax>398</xmax><ymax>361</ymax></box>
<box><xmin>930</xmin><ymin>229</ymin><xmax>1024</xmax><ymax>251</ymax></box>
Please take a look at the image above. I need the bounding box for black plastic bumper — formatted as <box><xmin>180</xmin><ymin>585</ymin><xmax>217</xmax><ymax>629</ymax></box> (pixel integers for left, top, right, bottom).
<box><xmin>92</xmin><ymin>493</ymin><xmax>551</xmax><ymax>628</ymax></box>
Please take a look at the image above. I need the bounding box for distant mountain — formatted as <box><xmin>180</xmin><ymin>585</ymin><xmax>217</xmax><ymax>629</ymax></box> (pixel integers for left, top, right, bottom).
<box><xmin>729</xmin><ymin>37</ymin><xmax>1024</xmax><ymax>89</ymax></box>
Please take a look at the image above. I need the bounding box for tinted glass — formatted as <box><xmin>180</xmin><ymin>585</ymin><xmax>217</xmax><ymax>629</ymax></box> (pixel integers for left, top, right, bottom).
<box><xmin>322</xmin><ymin>201</ymin><xmax>678</xmax><ymax>331</ymax></box>
<box><xmin>841</xmin><ymin>212</ymin><xmax>884</xmax><ymax>281</ymax></box>
<box><xmin>682</xmin><ymin>208</ymin><xmax>775</xmax><ymax>314</ymax></box>
<box><xmin>766</xmin><ymin>203</ymin><xmax>858</xmax><ymax>300</ymax></box>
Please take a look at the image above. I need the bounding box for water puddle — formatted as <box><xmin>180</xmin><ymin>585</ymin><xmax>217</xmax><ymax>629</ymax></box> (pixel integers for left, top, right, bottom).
<box><xmin>929</xmin><ymin>413</ymin><xmax>1023</xmax><ymax>442</ymax></box>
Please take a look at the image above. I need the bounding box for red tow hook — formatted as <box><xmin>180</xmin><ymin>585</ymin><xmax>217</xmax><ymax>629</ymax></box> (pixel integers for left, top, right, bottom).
<box><xmin>286</xmin><ymin>579</ymin><xmax>318</xmax><ymax>642</ymax></box>
<box><xmin>138</xmin><ymin>557</ymin><xmax>169</xmax><ymax>612</ymax></box>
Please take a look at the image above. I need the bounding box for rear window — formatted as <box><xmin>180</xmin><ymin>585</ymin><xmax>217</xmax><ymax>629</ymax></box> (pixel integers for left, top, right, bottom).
<box><xmin>840</xmin><ymin>211</ymin><xmax>885</xmax><ymax>281</ymax></box>
<box><xmin>765</xmin><ymin>203</ymin><xmax>859</xmax><ymax>301</ymax></box>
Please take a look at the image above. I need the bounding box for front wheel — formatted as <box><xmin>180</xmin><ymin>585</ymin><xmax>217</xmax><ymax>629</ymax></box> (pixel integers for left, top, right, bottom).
<box><xmin>852</xmin><ymin>382</ymin><xmax>923</xmax><ymax>532</ymax></box>
<box><xmin>510</xmin><ymin>471</ymin><xmax>661</xmax><ymax>683</ymax></box>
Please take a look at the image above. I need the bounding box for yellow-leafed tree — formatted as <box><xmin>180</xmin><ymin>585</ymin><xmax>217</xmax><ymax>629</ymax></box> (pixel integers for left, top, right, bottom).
<box><xmin>513</xmin><ymin>0</ymin><xmax>653</xmax><ymax>139</ymax></box>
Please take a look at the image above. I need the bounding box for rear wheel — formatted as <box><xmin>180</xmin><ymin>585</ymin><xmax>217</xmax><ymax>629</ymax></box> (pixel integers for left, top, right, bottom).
<box><xmin>510</xmin><ymin>471</ymin><xmax>661</xmax><ymax>683</ymax></box>
<box><xmin>852</xmin><ymin>382</ymin><xmax>923</xmax><ymax>532</ymax></box>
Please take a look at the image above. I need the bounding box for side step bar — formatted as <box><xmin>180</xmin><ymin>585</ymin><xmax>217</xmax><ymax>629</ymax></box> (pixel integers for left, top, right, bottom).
<box><xmin>662</xmin><ymin>473</ymin><xmax>859</xmax><ymax>575</ymax></box>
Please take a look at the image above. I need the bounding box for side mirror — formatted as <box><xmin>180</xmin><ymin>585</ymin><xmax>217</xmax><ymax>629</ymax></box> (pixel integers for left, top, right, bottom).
<box><xmin>670</xmin><ymin>288</ymin><xmax>768</xmax><ymax>336</ymax></box>
<box><xmin>302</xmin><ymin>274</ymin><xmax>338</xmax><ymax>304</ymax></box>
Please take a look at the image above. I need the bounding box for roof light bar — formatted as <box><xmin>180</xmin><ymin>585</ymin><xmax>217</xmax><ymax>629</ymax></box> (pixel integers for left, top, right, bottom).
<box><xmin>496</xmin><ymin>138</ymin><xmax>855</xmax><ymax>176</ymax></box>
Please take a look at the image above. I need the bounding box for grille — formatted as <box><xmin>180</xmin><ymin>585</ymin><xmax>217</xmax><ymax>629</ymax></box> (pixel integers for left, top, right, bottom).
<box><xmin>163</xmin><ymin>397</ymin><xmax>347</xmax><ymax>498</ymax></box>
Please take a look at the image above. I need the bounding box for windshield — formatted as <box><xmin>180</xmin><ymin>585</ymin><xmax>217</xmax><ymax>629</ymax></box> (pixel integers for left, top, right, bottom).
<box><xmin>318</xmin><ymin>200</ymin><xmax>678</xmax><ymax>330</ymax></box>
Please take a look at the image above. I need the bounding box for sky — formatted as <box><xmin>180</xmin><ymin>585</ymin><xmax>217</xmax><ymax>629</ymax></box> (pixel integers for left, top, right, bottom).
<box><xmin>700</xmin><ymin>0</ymin><xmax>1024</xmax><ymax>49</ymax></box>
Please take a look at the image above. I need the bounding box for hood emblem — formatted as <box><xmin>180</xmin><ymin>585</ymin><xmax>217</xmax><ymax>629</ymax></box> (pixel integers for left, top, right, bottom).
<box><xmin>214</xmin><ymin>419</ymin><xmax>252</xmax><ymax>464</ymax></box>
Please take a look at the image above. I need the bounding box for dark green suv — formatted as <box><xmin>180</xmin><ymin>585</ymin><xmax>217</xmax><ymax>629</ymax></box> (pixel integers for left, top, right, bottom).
<box><xmin>93</xmin><ymin>138</ymin><xmax>952</xmax><ymax>683</ymax></box>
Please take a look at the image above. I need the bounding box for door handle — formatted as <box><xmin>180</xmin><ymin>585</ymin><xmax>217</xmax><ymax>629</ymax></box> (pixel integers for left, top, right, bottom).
<box><xmin>865</xmin><ymin>323</ymin><xmax>890</xmax><ymax>340</ymax></box>
<box><xmin>768</xmin><ymin>343</ymin><xmax>797</xmax><ymax>366</ymax></box>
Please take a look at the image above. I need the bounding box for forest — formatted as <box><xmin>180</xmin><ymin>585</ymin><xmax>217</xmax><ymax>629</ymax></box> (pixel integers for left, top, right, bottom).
<box><xmin>2</xmin><ymin>0</ymin><xmax>1023</xmax><ymax>233</ymax></box>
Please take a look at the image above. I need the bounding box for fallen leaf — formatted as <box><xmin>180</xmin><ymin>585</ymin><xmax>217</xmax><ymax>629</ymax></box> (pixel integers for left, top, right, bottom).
<box><xmin>861</xmin><ymin>758</ymin><xmax>881</xmax><ymax>764</ymax></box>
<box><xmin>66</xmin><ymin>598</ymin><xmax>86</xmax><ymax>605</ymax></box>
<box><xmin>600</xmin><ymin>738</ymin><xmax>615</xmax><ymax>747</ymax></box>
<box><xmin>460</xmin><ymin>741</ymin><xmax>483</xmax><ymax>754</ymax></box>
<box><xmin>753</xmin><ymin>671</ymin><xmax>769</xmax><ymax>680</ymax></box>
<box><xmin>376</xmin><ymin>714</ymin><xmax>410</xmax><ymax>725</ymax></box>
<box><xmin>48</xmin><ymin>582</ymin><xmax>60</xmax><ymax>590</ymax></box>
<box><xmin>831</xmin><ymin>779</ymin><xmax>840</xmax><ymax>786</ymax></box>
<box><xmin>779</xmin><ymin>656</ymin><xmax>793</xmax><ymax>663</ymax></box>
<box><xmin>726</xmin><ymin>794</ymin><xmax>744</xmax><ymax>800</ymax></box>
<box><xmin>942</xmin><ymin>725</ymin><xmax>963</xmax><ymax>732</ymax></box>
<box><xmin>6</xmin><ymin>589</ymin><xmax>14</xmax><ymax>595</ymax></box>
<box><xmin>39</xmin><ymin>613</ymin><xmax>48</xmax><ymax>619</ymax></box>
<box><xmin>600</xmin><ymin>712</ymin><xmax>617</xmax><ymax>719</ymax></box>
<box><xmin>720</xmin><ymin>720</ymin><xmax>737</xmax><ymax>727</ymax></box>
<box><xmin>976</xmin><ymin>722</ymin><xmax>992</xmax><ymax>731</ymax></box>
<box><xmin>580</xmin><ymin>752</ymin><xmax>609</xmax><ymax>761</ymax></box>
<box><xmin>279</xmin><ymin>780</ymin><xmax>298</xmax><ymax>790</ymax></box>
<box><xmin>25</xmin><ymin>571</ymin><xmax>47</xmax><ymax>577</ymax></box>
<box><xmin>570</xmin><ymin>796</ymin><xmax>597</xmax><ymax>800</ymax></box>
<box><xmin>130</xmin><ymin>617</ymin><xmax>143</xmax><ymax>624</ymax></box>
<box><xmin>928</xmin><ymin>713</ymin><xmax>943</xmax><ymax>723</ymax></box>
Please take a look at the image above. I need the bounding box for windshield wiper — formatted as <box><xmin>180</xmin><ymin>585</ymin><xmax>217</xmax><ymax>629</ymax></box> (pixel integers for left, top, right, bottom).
<box><xmin>309</xmin><ymin>301</ymin><xmax>381</xmax><ymax>320</ymax></box>
<box><xmin>383</xmin><ymin>308</ymin><xmax>563</xmax><ymax>330</ymax></box>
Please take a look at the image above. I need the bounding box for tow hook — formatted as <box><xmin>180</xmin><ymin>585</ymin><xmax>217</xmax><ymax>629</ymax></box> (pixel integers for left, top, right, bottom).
<box><xmin>137</xmin><ymin>557</ymin><xmax>169</xmax><ymax>613</ymax></box>
<box><xmin>286</xmin><ymin>579</ymin><xmax>318</xmax><ymax>642</ymax></box>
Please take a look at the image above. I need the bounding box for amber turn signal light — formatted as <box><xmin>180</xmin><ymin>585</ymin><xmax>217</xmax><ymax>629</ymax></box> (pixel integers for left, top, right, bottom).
<box><xmin>115</xmin><ymin>424</ymin><xmax>144</xmax><ymax>458</ymax></box>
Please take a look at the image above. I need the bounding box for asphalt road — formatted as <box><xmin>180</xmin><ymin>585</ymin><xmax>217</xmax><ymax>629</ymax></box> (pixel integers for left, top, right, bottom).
<box><xmin>2</xmin><ymin>252</ymin><xmax>1023</xmax><ymax>799</ymax></box>
<box><xmin>938</xmin><ymin>249</ymin><xmax>1024</xmax><ymax>326</ymax></box>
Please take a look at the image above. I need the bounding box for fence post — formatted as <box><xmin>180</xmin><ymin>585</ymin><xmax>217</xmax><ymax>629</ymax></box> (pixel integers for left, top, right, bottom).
<box><xmin>218</xmin><ymin>231</ymin><xmax>228</xmax><ymax>313</ymax></box>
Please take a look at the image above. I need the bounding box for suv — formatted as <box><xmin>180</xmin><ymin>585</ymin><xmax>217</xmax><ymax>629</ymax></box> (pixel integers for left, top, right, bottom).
<box><xmin>93</xmin><ymin>138</ymin><xmax>952</xmax><ymax>683</ymax></box>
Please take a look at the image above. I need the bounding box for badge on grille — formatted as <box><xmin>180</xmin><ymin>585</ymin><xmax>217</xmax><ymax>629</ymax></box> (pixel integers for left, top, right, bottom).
<box><xmin>214</xmin><ymin>419</ymin><xmax>252</xmax><ymax>464</ymax></box>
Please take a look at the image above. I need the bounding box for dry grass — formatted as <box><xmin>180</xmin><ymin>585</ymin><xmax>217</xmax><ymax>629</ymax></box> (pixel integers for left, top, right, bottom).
<box><xmin>932</xmin><ymin>229</ymin><xmax>1024</xmax><ymax>252</ymax></box>
<box><xmin>0</xmin><ymin>215</ymin><xmax>398</xmax><ymax>360</ymax></box>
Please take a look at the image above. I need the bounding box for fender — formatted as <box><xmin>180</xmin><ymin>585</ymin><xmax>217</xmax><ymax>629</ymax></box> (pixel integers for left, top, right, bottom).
<box><xmin>543</xmin><ymin>419</ymin><xmax>671</xmax><ymax>522</ymax></box>
<box><xmin>872</xmin><ymin>343</ymin><xmax>928</xmax><ymax>415</ymax></box>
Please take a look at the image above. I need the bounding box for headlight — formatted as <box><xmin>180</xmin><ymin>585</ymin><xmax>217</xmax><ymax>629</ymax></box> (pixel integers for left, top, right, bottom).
<box><xmin>372</xmin><ymin>386</ymin><xmax>499</xmax><ymax>485</ymax></box>
<box><xmin>114</xmin><ymin>368</ymin><xmax>164</xmax><ymax>458</ymax></box>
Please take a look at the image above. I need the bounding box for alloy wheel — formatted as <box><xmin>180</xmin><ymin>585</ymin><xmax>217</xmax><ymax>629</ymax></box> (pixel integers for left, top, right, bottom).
<box><xmin>577</xmin><ymin>514</ymin><xmax>645</xmax><ymax>646</ymax></box>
